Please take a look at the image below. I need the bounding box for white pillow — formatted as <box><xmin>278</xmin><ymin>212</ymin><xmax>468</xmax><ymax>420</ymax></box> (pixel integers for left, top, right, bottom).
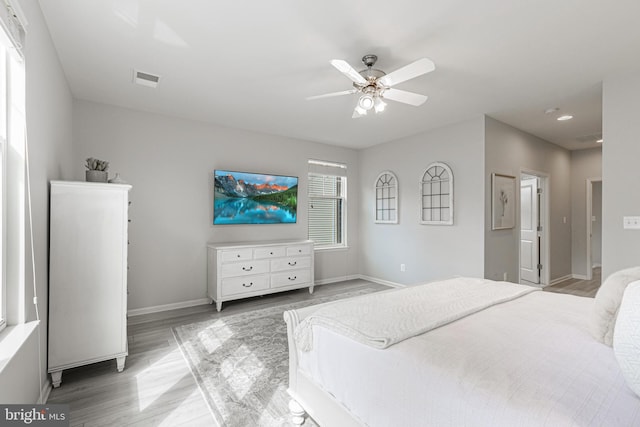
<box><xmin>613</xmin><ymin>281</ymin><xmax>640</xmax><ymax>397</ymax></box>
<box><xmin>590</xmin><ymin>266</ymin><xmax>640</xmax><ymax>346</ymax></box>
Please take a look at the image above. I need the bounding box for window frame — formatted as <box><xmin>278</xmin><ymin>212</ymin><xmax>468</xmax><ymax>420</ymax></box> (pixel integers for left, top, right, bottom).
<box><xmin>420</xmin><ymin>162</ymin><xmax>454</xmax><ymax>226</ymax></box>
<box><xmin>374</xmin><ymin>170</ymin><xmax>398</xmax><ymax>224</ymax></box>
<box><xmin>307</xmin><ymin>172</ymin><xmax>347</xmax><ymax>250</ymax></box>
<box><xmin>0</xmin><ymin>16</ymin><xmax>25</xmax><ymax>331</ymax></box>
<box><xmin>0</xmin><ymin>103</ymin><xmax>5</xmax><ymax>332</ymax></box>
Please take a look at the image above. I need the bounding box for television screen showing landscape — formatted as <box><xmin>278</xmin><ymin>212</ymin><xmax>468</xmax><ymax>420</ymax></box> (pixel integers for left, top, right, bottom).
<box><xmin>213</xmin><ymin>170</ymin><xmax>298</xmax><ymax>225</ymax></box>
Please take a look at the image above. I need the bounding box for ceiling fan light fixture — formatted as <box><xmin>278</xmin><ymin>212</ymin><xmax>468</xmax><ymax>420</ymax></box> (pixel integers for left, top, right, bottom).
<box><xmin>311</xmin><ymin>55</ymin><xmax>435</xmax><ymax>119</ymax></box>
<box><xmin>358</xmin><ymin>94</ymin><xmax>375</xmax><ymax>110</ymax></box>
<box><xmin>354</xmin><ymin>105</ymin><xmax>368</xmax><ymax>116</ymax></box>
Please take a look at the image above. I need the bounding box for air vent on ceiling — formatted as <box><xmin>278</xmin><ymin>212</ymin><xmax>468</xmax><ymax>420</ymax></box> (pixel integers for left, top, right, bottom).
<box><xmin>575</xmin><ymin>133</ymin><xmax>602</xmax><ymax>143</ymax></box>
<box><xmin>133</xmin><ymin>69</ymin><xmax>160</xmax><ymax>88</ymax></box>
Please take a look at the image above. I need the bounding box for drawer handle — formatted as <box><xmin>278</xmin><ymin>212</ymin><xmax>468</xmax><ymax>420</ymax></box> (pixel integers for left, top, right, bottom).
<box><xmin>288</xmin><ymin>261</ymin><xmax>297</xmax><ymax>266</ymax></box>
<box><xmin>242</xmin><ymin>266</ymin><xmax>253</xmax><ymax>271</ymax></box>
<box><xmin>237</xmin><ymin>254</ymin><xmax>241</xmax><ymax>258</ymax></box>
<box><xmin>298</xmin><ymin>250</ymin><xmax>302</xmax><ymax>253</ymax></box>
<box><xmin>288</xmin><ymin>276</ymin><xmax>297</xmax><ymax>281</ymax></box>
<box><xmin>243</xmin><ymin>282</ymin><xmax>253</xmax><ymax>288</ymax></box>
<box><xmin>270</xmin><ymin>251</ymin><xmax>274</xmax><ymax>255</ymax></box>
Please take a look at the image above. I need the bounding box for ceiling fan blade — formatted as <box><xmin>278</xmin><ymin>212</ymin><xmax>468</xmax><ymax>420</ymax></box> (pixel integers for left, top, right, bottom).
<box><xmin>382</xmin><ymin>88</ymin><xmax>428</xmax><ymax>106</ymax></box>
<box><xmin>306</xmin><ymin>89</ymin><xmax>357</xmax><ymax>101</ymax></box>
<box><xmin>330</xmin><ymin>59</ymin><xmax>368</xmax><ymax>85</ymax></box>
<box><xmin>378</xmin><ymin>58</ymin><xmax>435</xmax><ymax>87</ymax></box>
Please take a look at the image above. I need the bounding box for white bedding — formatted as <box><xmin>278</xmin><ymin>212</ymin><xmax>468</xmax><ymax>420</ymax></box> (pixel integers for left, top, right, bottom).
<box><xmin>295</xmin><ymin>277</ymin><xmax>537</xmax><ymax>351</ymax></box>
<box><xmin>297</xmin><ymin>291</ymin><xmax>640</xmax><ymax>427</ymax></box>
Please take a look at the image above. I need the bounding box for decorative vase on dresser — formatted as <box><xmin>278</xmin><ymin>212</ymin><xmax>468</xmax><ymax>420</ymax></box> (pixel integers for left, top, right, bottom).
<box><xmin>207</xmin><ymin>240</ymin><xmax>315</xmax><ymax>311</ymax></box>
<box><xmin>48</xmin><ymin>180</ymin><xmax>131</xmax><ymax>388</ymax></box>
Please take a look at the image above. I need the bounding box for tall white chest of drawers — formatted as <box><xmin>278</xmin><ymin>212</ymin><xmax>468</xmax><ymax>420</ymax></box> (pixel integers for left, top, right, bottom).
<box><xmin>207</xmin><ymin>240</ymin><xmax>314</xmax><ymax>311</ymax></box>
<box><xmin>48</xmin><ymin>181</ymin><xmax>131</xmax><ymax>388</ymax></box>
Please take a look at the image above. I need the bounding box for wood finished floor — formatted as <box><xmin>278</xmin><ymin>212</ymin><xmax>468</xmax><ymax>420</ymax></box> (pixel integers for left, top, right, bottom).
<box><xmin>47</xmin><ymin>274</ymin><xmax>602</xmax><ymax>426</ymax></box>
<box><xmin>46</xmin><ymin>279</ymin><xmax>388</xmax><ymax>427</ymax></box>
<box><xmin>543</xmin><ymin>267</ymin><xmax>602</xmax><ymax>298</ymax></box>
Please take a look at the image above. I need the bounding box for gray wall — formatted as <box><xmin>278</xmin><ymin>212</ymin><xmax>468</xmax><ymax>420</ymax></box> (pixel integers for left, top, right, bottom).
<box><xmin>570</xmin><ymin>148</ymin><xmax>602</xmax><ymax>277</ymax></box>
<box><xmin>484</xmin><ymin>117</ymin><xmax>572</xmax><ymax>283</ymax></box>
<box><xmin>602</xmin><ymin>73</ymin><xmax>640</xmax><ymax>278</ymax></box>
<box><xmin>0</xmin><ymin>0</ymin><xmax>74</xmax><ymax>403</ymax></box>
<box><xmin>358</xmin><ymin>117</ymin><xmax>486</xmax><ymax>285</ymax></box>
<box><xmin>72</xmin><ymin>100</ymin><xmax>360</xmax><ymax>310</ymax></box>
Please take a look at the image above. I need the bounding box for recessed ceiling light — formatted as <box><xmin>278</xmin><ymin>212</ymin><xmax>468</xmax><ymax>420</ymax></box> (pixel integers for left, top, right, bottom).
<box><xmin>557</xmin><ymin>115</ymin><xmax>573</xmax><ymax>121</ymax></box>
<box><xmin>544</xmin><ymin>107</ymin><xmax>559</xmax><ymax>114</ymax></box>
<box><xmin>596</xmin><ymin>139</ymin><xmax>603</xmax><ymax>143</ymax></box>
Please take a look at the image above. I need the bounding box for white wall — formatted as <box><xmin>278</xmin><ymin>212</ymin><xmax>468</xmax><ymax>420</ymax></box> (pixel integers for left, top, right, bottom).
<box><xmin>359</xmin><ymin>117</ymin><xmax>485</xmax><ymax>285</ymax></box>
<box><xmin>602</xmin><ymin>73</ymin><xmax>640</xmax><ymax>278</ymax></box>
<box><xmin>72</xmin><ymin>100</ymin><xmax>360</xmax><ymax>310</ymax></box>
<box><xmin>484</xmin><ymin>117</ymin><xmax>572</xmax><ymax>283</ymax></box>
<box><xmin>569</xmin><ymin>148</ymin><xmax>602</xmax><ymax>277</ymax></box>
<box><xmin>0</xmin><ymin>0</ymin><xmax>74</xmax><ymax>403</ymax></box>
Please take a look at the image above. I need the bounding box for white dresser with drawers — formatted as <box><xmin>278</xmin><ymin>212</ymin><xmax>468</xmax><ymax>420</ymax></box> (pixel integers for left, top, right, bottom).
<box><xmin>207</xmin><ymin>240</ymin><xmax>315</xmax><ymax>311</ymax></box>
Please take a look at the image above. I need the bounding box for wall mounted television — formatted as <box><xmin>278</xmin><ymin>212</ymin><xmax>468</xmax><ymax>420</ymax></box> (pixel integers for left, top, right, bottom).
<box><xmin>213</xmin><ymin>170</ymin><xmax>298</xmax><ymax>225</ymax></box>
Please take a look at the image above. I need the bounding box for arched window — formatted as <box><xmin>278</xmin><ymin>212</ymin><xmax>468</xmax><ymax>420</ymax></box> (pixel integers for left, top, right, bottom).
<box><xmin>421</xmin><ymin>162</ymin><xmax>453</xmax><ymax>225</ymax></box>
<box><xmin>375</xmin><ymin>171</ymin><xmax>398</xmax><ymax>223</ymax></box>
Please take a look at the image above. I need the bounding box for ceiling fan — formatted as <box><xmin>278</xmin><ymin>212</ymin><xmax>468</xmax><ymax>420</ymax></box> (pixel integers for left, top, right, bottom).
<box><xmin>307</xmin><ymin>54</ymin><xmax>435</xmax><ymax>118</ymax></box>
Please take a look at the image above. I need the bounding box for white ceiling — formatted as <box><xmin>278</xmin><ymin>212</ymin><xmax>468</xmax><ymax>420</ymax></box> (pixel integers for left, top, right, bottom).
<box><xmin>37</xmin><ymin>0</ymin><xmax>640</xmax><ymax>150</ymax></box>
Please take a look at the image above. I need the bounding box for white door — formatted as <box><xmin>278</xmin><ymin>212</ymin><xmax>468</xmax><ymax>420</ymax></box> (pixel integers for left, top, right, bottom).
<box><xmin>520</xmin><ymin>177</ymin><xmax>540</xmax><ymax>284</ymax></box>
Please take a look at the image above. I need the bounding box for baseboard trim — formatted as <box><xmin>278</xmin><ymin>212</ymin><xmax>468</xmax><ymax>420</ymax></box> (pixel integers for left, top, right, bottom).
<box><xmin>548</xmin><ymin>274</ymin><xmax>572</xmax><ymax>286</ymax></box>
<box><xmin>128</xmin><ymin>275</ymin><xmax>402</xmax><ymax>316</ymax></box>
<box><xmin>40</xmin><ymin>379</ymin><xmax>52</xmax><ymax>403</ymax></box>
<box><xmin>314</xmin><ymin>275</ymin><xmax>361</xmax><ymax>286</ymax></box>
<box><xmin>572</xmin><ymin>274</ymin><xmax>589</xmax><ymax>280</ymax></box>
<box><xmin>128</xmin><ymin>298</ymin><xmax>210</xmax><ymax>317</ymax></box>
<box><xmin>357</xmin><ymin>274</ymin><xmax>405</xmax><ymax>288</ymax></box>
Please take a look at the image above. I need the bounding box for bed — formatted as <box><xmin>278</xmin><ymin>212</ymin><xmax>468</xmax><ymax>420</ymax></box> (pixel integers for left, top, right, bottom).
<box><xmin>283</xmin><ymin>273</ymin><xmax>640</xmax><ymax>427</ymax></box>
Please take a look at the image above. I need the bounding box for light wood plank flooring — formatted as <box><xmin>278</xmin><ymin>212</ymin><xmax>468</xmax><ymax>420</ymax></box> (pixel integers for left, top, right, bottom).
<box><xmin>543</xmin><ymin>267</ymin><xmax>602</xmax><ymax>298</ymax></box>
<box><xmin>46</xmin><ymin>279</ymin><xmax>388</xmax><ymax>427</ymax></box>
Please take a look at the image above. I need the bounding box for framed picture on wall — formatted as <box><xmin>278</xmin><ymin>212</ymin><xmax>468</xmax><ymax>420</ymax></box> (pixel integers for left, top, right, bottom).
<box><xmin>492</xmin><ymin>173</ymin><xmax>516</xmax><ymax>230</ymax></box>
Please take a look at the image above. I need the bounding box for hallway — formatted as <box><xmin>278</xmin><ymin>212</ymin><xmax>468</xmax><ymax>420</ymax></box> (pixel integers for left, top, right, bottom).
<box><xmin>544</xmin><ymin>268</ymin><xmax>602</xmax><ymax>298</ymax></box>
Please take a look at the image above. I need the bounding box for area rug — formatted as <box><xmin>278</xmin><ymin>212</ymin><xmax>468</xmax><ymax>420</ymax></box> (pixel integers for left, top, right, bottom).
<box><xmin>172</xmin><ymin>289</ymin><xmax>375</xmax><ymax>427</ymax></box>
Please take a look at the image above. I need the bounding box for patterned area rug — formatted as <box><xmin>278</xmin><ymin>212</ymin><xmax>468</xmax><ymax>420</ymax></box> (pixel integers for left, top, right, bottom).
<box><xmin>172</xmin><ymin>289</ymin><xmax>374</xmax><ymax>427</ymax></box>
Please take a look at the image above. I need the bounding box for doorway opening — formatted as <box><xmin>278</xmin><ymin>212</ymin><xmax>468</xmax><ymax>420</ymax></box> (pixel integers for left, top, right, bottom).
<box><xmin>519</xmin><ymin>171</ymin><xmax>549</xmax><ymax>286</ymax></box>
<box><xmin>586</xmin><ymin>178</ymin><xmax>602</xmax><ymax>281</ymax></box>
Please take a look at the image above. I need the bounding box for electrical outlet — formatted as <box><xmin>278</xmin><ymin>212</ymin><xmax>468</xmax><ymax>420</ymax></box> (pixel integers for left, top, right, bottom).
<box><xmin>400</xmin><ymin>264</ymin><xmax>406</xmax><ymax>272</ymax></box>
<box><xmin>623</xmin><ymin>216</ymin><xmax>640</xmax><ymax>229</ymax></box>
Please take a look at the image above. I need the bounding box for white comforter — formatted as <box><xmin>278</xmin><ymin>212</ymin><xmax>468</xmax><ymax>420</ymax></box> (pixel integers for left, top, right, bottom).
<box><xmin>295</xmin><ymin>277</ymin><xmax>537</xmax><ymax>351</ymax></box>
<box><xmin>298</xmin><ymin>291</ymin><xmax>640</xmax><ymax>427</ymax></box>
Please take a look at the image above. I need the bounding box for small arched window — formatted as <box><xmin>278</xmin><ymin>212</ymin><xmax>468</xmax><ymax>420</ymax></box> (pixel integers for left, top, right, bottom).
<box><xmin>374</xmin><ymin>171</ymin><xmax>398</xmax><ymax>224</ymax></box>
<box><xmin>421</xmin><ymin>162</ymin><xmax>453</xmax><ymax>225</ymax></box>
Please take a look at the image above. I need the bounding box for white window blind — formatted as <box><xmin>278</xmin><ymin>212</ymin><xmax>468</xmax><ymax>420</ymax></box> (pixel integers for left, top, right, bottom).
<box><xmin>308</xmin><ymin>160</ymin><xmax>347</xmax><ymax>248</ymax></box>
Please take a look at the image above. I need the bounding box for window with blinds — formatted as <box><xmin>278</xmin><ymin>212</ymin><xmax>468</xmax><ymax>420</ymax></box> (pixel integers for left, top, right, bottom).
<box><xmin>0</xmin><ymin>4</ymin><xmax>26</xmax><ymax>331</ymax></box>
<box><xmin>308</xmin><ymin>172</ymin><xmax>346</xmax><ymax>248</ymax></box>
